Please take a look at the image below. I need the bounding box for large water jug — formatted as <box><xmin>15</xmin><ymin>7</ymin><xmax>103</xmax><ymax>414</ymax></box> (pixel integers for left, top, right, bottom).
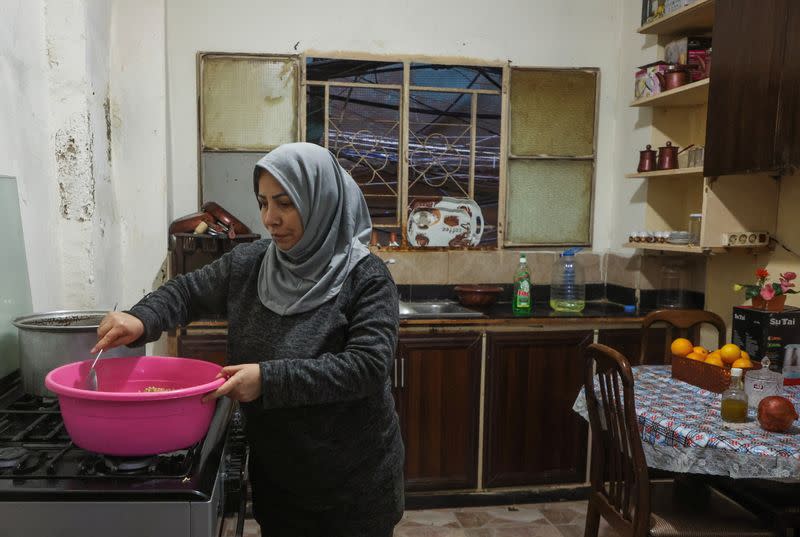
<box><xmin>550</xmin><ymin>248</ymin><xmax>585</xmax><ymax>312</ymax></box>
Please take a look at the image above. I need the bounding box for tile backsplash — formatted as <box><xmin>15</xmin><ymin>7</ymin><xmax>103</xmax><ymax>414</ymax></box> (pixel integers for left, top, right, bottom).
<box><xmin>374</xmin><ymin>249</ymin><xmax>706</xmax><ymax>304</ymax></box>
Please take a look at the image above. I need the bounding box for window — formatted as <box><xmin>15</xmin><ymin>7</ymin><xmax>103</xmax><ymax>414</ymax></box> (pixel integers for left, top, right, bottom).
<box><xmin>305</xmin><ymin>60</ymin><xmax>501</xmax><ymax>247</ymax></box>
<box><xmin>505</xmin><ymin>68</ymin><xmax>598</xmax><ymax>246</ymax></box>
<box><xmin>197</xmin><ymin>55</ymin><xmax>598</xmax><ymax>248</ymax></box>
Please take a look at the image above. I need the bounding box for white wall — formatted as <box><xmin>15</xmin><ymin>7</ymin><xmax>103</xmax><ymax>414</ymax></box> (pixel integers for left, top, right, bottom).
<box><xmin>1</xmin><ymin>0</ymin><xmax>167</xmax><ymax>313</ymax></box>
<box><xmin>609</xmin><ymin>0</ymin><xmax>657</xmax><ymax>250</ymax></box>
<box><xmin>165</xmin><ymin>0</ymin><xmax>626</xmax><ymax>250</ymax></box>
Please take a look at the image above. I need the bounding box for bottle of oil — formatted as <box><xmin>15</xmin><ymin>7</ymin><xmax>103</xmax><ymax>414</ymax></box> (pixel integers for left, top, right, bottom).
<box><xmin>512</xmin><ymin>253</ymin><xmax>532</xmax><ymax>316</ymax></box>
<box><xmin>721</xmin><ymin>368</ymin><xmax>748</xmax><ymax>423</ymax></box>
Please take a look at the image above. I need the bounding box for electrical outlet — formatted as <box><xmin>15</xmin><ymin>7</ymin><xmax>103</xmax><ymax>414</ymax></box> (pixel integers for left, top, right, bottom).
<box><xmin>721</xmin><ymin>232</ymin><xmax>769</xmax><ymax>247</ymax></box>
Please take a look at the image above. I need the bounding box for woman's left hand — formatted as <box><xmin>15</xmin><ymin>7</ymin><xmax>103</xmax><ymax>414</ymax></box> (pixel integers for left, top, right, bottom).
<box><xmin>203</xmin><ymin>364</ymin><xmax>263</xmax><ymax>403</ymax></box>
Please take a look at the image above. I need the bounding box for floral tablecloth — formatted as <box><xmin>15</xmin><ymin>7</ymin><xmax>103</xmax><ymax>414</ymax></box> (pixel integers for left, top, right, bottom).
<box><xmin>573</xmin><ymin>365</ymin><xmax>800</xmax><ymax>479</ymax></box>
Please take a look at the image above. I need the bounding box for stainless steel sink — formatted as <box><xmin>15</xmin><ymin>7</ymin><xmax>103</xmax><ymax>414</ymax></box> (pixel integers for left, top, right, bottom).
<box><xmin>398</xmin><ymin>300</ymin><xmax>484</xmax><ymax>318</ymax></box>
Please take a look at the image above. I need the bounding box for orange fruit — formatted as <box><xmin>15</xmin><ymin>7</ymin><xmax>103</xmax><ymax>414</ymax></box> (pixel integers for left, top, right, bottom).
<box><xmin>741</xmin><ymin>351</ymin><xmax>751</xmax><ymax>361</ymax></box>
<box><xmin>731</xmin><ymin>357</ymin><xmax>754</xmax><ymax>369</ymax></box>
<box><xmin>671</xmin><ymin>338</ymin><xmax>694</xmax><ymax>357</ymax></box>
<box><xmin>719</xmin><ymin>344</ymin><xmax>742</xmax><ymax>365</ymax></box>
<box><xmin>708</xmin><ymin>350</ymin><xmax>722</xmax><ymax>361</ymax></box>
<box><xmin>705</xmin><ymin>354</ymin><xmax>725</xmax><ymax>367</ymax></box>
<box><xmin>686</xmin><ymin>352</ymin><xmax>706</xmax><ymax>362</ymax></box>
<box><xmin>693</xmin><ymin>346</ymin><xmax>709</xmax><ymax>357</ymax></box>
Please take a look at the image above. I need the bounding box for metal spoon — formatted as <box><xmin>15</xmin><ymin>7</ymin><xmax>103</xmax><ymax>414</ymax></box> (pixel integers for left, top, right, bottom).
<box><xmin>87</xmin><ymin>303</ymin><xmax>117</xmax><ymax>391</ymax></box>
<box><xmin>86</xmin><ymin>349</ymin><xmax>103</xmax><ymax>391</ymax></box>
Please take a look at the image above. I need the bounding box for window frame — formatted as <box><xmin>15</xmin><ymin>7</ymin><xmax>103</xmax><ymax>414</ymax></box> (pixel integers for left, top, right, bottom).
<box><xmin>196</xmin><ymin>52</ymin><xmax>303</xmax><ymax>207</ymax></box>
<box><xmin>503</xmin><ymin>67</ymin><xmax>600</xmax><ymax>248</ymax></box>
<box><xmin>195</xmin><ymin>53</ymin><xmax>600</xmax><ymax>248</ymax></box>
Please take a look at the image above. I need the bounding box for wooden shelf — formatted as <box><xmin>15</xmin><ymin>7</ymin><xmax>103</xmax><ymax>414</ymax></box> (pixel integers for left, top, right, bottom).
<box><xmin>624</xmin><ymin>242</ymin><xmax>714</xmax><ymax>254</ymax></box>
<box><xmin>638</xmin><ymin>0</ymin><xmax>715</xmax><ymax>36</ymax></box>
<box><xmin>631</xmin><ymin>79</ymin><xmax>709</xmax><ymax>108</ymax></box>
<box><xmin>625</xmin><ymin>167</ymin><xmax>704</xmax><ymax>179</ymax></box>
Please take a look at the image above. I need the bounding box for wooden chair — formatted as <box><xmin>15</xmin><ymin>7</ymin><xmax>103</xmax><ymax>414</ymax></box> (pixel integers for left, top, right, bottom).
<box><xmin>640</xmin><ymin>309</ymin><xmax>726</xmax><ymax>365</ymax></box>
<box><xmin>583</xmin><ymin>343</ymin><xmax>777</xmax><ymax>537</ymax></box>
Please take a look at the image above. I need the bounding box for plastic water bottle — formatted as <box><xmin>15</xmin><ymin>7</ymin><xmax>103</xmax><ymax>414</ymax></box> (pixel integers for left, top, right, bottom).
<box><xmin>550</xmin><ymin>248</ymin><xmax>585</xmax><ymax>313</ymax></box>
<box><xmin>512</xmin><ymin>253</ymin><xmax>532</xmax><ymax>316</ymax></box>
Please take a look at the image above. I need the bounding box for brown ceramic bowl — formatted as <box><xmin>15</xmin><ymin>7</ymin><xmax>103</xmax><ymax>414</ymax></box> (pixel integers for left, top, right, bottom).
<box><xmin>453</xmin><ymin>285</ymin><xmax>504</xmax><ymax>307</ymax></box>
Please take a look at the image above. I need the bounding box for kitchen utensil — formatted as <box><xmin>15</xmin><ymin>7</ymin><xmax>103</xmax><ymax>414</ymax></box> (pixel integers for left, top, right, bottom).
<box><xmin>637</xmin><ymin>144</ymin><xmax>657</xmax><ymax>172</ymax></box>
<box><xmin>453</xmin><ymin>285</ymin><xmax>503</xmax><ymax>307</ymax></box>
<box><xmin>45</xmin><ymin>356</ymin><xmax>226</xmax><ymax>456</ymax></box>
<box><xmin>12</xmin><ymin>311</ymin><xmax>145</xmax><ymax>397</ymax></box>
<box><xmin>407</xmin><ymin>197</ymin><xmax>484</xmax><ymax>248</ymax></box>
<box><xmin>657</xmin><ymin>141</ymin><xmax>680</xmax><ymax>170</ymax></box>
<box><xmin>655</xmin><ymin>64</ymin><xmax>691</xmax><ymax>91</ymax></box>
<box><xmin>86</xmin><ymin>302</ymin><xmax>117</xmax><ymax>391</ymax></box>
<box><xmin>201</xmin><ymin>201</ymin><xmax>251</xmax><ymax>237</ymax></box>
<box><xmin>167</xmin><ymin>211</ymin><xmax>225</xmax><ymax>235</ymax></box>
<box><xmin>85</xmin><ymin>349</ymin><xmax>103</xmax><ymax>391</ymax></box>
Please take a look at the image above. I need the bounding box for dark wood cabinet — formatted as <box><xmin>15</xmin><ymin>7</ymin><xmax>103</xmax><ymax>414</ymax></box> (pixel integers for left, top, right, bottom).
<box><xmin>396</xmin><ymin>333</ymin><xmax>482</xmax><ymax>491</ymax></box>
<box><xmin>776</xmin><ymin>2</ymin><xmax>800</xmax><ymax>171</ymax></box>
<box><xmin>483</xmin><ymin>331</ymin><xmax>592</xmax><ymax>488</ymax></box>
<box><xmin>170</xmin><ymin>324</ymin><xmax>228</xmax><ymax>365</ymax></box>
<box><xmin>705</xmin><ymin>0</ymin><xmax>799</xmax><ymax>176</ymax></box>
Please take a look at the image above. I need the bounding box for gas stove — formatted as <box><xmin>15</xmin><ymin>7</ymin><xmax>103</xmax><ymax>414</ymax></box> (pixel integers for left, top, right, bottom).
<box><xmin>0</xmin><ymin>372</ymin><xmax>247</xmax><ymax>537</ymax></box>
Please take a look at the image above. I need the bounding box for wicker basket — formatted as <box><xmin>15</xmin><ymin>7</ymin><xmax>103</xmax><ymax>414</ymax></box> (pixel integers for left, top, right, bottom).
<box><xmin>671</xmin><ymin>354</ymin><xmax>760</xmax><ymax>393</ymax></box>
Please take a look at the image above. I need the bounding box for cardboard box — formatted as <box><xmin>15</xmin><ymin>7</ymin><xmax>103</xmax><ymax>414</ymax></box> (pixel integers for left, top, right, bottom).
<box><xmin>665</xmin><ymin>0</ymin><xmax>696</xmax><ymax>15</ymax></box>
<box><xmin>635</xmin><ymin>61</ymin><xmax>670</xmax><ymax>100</ymax></box>
<box><xmin>665</xmin><ymin>36</ymin><xmax>712</xmax><ymax>81</ymax></box>
<box><xmin>732</xmin><ymin>306</ymin><xmax>800</xmax><ymax>384</ymax></box>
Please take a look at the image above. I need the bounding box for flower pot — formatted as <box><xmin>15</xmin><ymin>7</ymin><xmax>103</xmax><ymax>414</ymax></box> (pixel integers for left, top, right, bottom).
<box><xmin>751</xmin><ymin>294</ymin><xmax>787</xmax><ymax>312</ymax></box>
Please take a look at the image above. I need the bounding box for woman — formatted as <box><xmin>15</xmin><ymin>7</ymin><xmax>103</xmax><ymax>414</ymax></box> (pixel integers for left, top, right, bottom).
<box><xmin>92</xmin><ymin>143</ymin><xmax>404</xmax><ymax>537</ymax></box>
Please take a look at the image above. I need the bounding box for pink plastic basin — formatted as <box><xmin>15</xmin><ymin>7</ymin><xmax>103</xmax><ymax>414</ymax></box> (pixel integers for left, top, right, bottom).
<box><xmin>45</xmin><ymin>356</ymin><xmax>226</xmax><ymax>456</ymax></box>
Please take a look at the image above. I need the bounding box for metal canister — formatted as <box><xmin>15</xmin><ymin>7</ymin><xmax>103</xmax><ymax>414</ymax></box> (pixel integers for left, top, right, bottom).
<box><xmin>13</xmin><ymin>311</ymin><xmax>145</xmax><ymax>396</ymax></box>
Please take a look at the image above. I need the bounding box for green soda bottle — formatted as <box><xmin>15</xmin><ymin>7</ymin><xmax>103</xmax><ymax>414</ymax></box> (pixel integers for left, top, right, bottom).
<box><xmin>512</xmin><ymin>253</ymin><xmax>532</xmax><ymax>316</ymax></box>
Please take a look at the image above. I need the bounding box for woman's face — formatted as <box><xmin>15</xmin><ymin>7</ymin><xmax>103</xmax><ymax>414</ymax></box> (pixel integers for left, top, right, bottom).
<box><xmin>257</xmin><ymin>171</ymin><xmax>304</xmax><ymax>251</ymax></box>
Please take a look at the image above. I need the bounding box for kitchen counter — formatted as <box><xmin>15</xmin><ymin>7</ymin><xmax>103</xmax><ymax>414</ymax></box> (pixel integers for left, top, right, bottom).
<box><xmin>399</xmin><ymin>301</ymin><xmax>646</xmax><ymax>327</ymax></box>
<box><xmin>179</xmin><ymin>301</ymin><xmax>647</xmax><ymax>331</ymax></box>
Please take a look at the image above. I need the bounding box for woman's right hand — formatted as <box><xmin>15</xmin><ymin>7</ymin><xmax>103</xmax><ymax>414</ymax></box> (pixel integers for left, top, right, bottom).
<box><xmin>91</xmin><ymin>312</ymin><xmax>145</xmax><ymax>353</ymax></box>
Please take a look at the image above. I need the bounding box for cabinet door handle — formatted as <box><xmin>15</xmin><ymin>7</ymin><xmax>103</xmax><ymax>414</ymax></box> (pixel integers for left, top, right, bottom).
<box><xmin>393</xmin><ymin>359</ymin><xmax>398</xmax><ymax>388</ymax></box>
<box><xmin>400</xmin><ymin>357</ymin><xmax>405</xmax><ymax>388</ymax></box>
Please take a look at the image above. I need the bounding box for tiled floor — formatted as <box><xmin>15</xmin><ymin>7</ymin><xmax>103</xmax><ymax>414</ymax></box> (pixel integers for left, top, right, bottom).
<box><xmin>222</xmin><ymin>500</ymin><xmax>619</xmax><ymax>537</ymax></box>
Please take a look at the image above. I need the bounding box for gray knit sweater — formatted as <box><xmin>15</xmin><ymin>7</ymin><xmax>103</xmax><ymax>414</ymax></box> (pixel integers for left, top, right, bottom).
<box><xmin>128</xmin><ymin>240</ymin><xmax>403</xmax><ymax>511</ymax></box>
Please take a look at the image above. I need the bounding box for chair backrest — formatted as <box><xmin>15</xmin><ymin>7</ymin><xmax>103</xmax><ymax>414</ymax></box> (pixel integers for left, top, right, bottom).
<box><xmin>640</xmin><ymin>309</ymin><xmax>726</xmax><ymax>364</ymax></box>
<box><xmin>584</xmin><ymin>343</ymin><xmax>651</xmax><ymax>537</ymax></box>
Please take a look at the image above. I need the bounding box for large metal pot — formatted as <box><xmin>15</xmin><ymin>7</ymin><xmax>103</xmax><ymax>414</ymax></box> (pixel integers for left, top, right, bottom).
<box><xmin>12</xmin><ymin>310</ymin><xmax>145</xmax><ymax>397</ymax></box>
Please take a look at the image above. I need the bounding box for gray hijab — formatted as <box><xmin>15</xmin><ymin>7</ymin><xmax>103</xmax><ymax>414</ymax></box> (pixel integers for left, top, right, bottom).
<box><xmin>253</xmin><ymin>143</ymin><xmax>372</xmax><ymax>316</ymax></box>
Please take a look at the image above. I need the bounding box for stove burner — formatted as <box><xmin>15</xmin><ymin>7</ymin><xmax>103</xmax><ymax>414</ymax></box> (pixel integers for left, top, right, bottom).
<box><xmin>101</xmin><ymin>456</ymin><xmax>155</xmax><ymax>474</ymax></box>
<box><xmin>0</xmin><ymin>447</ymin><xmax>29</xmax><ymax>469</ymax></box>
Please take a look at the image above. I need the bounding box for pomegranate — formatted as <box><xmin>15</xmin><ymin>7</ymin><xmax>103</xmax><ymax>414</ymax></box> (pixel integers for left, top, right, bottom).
<box><xmin>757</xmin><ymin>396</ymin><xmax>799</xmax><ymax>433</ymax></box>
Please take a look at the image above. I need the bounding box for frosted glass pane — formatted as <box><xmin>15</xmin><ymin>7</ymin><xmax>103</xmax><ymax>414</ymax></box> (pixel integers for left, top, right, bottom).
<box><xmin>201</xmin><ymin>152</ymin><xmax>265</xmax><ymax>236</ymax></box>
<box><xmin>0</xmin><ymin>177</ymin><xmax>32</xmax><ymax>378</ymax></box>
<box><xmin>202</xmin><ymin>56</ymin><xmax>297</xmax><ymax>150</ymax></box>
<box><xmin>510</xmin><ymin>69</ymin><xmax>597</xmax><ymax>157</ymax></box>
<box><xmin>506</xmin><ymin>160</ymin><xmax>592</xmax><ymax>244</ymax></box>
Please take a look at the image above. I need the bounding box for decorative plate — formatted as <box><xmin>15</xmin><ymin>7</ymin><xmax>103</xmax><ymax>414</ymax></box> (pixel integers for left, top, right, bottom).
<box><xmin>407</xmin><ymin>197</ymin><xmax>484</xmax><ymax>248</ymax></box>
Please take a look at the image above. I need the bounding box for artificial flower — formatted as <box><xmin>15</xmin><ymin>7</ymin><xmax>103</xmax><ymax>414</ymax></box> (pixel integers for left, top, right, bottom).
<box><xmin>735</xmin><ymin>266</ymin><xmax>798</xmax><ymax>302</ymax></box>
<box><xmin>760</xmin><ymin>285</ymin><xmax>776</xmax><ymax>301</ymax></box>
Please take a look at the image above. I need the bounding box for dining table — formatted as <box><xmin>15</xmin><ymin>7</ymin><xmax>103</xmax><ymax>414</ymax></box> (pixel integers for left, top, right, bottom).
<box><xmin>572</xmin><ymin>365</ymin><xmax>800</xmax><ymax>479</ymax></box>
